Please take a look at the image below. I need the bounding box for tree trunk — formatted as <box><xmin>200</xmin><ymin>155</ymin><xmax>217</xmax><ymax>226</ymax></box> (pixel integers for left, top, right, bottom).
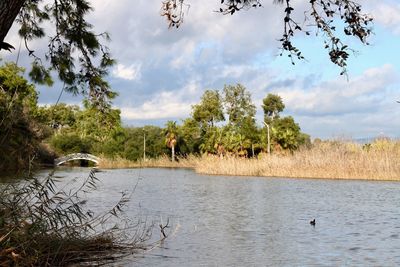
<box><xmin>0</xmin><ymin>0</ymin><xmax>26</xmax><ymax>44</ymax></box>
<box><xmin>171</xmin><ymin>145</ymin><xmax>175</xmax><ymax>162</ymax></box>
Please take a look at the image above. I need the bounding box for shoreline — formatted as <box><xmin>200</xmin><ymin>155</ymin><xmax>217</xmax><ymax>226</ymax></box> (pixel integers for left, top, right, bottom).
<box><xmin>97</xmin><ymin>151</ymin><xmax>400</xmax><ymax>182</ymax></box>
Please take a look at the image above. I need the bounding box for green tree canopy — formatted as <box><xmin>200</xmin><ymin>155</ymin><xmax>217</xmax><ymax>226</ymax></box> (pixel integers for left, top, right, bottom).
<box><xmin>0</xmin><ymin>0</ymin><xmax>115</xmax><ymax>107</ymax></box>
<box><xmin>192</xmin><ymin>89</ymin><xmax>225</xmax><ymax>129</ymax></box>
<box><xmin>262</xmin><ymin>93</ymin><xmax>285</xmax><ymax>123</ymax></box>
<box><xmin>271</xmin><ymin>116</ymin><xmax>301</xmax><ymax>152</ymax></box>
<box><xmin>36</xmin><ymin>103</ymin><xmax>79</xmax><ymax>129</ymax></box>
<box><xmin>0</xmin><ymin>62</ymin><xmax>42</xmax><ymax>171</ymax></box>
<box><xmin>223</xmin><ymin>83</ymin><xmax>256</xmax><ymax>128</ymax></box>
<box><xmin>179</xmin><ymin>118</ymin><xmax>201</xmax><ymax>154</ymax></box>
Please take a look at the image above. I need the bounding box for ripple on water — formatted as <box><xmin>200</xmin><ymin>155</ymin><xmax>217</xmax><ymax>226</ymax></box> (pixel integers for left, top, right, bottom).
<box><xmin>37</xmin><ymin>168</ymin><xmax>400</xmax><ymax>266</ymax></box>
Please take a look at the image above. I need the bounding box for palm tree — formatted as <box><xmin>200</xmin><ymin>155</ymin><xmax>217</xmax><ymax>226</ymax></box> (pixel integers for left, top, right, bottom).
<box><xmin>163</xmin><ymin>121</ymin><xmax>178</xmax><ymax>161</ymax></box>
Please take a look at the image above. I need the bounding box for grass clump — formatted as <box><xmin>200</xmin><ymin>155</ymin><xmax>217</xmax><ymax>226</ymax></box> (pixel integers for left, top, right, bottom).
<box><xmin>0</xmin><ymin>169</ymin><xmax>151</xmax><ymax>266</ymax></box>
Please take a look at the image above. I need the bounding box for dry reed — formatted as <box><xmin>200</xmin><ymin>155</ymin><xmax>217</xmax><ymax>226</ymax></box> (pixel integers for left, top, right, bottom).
<box><xmin>98</xmin><ymin>155</ymin><xmax>196</xmax><ymax>169</ymax></box>
<box><xmin>0</xmin><ymin>169</ymin><xmax>150</xmax><ymax>266</ymax></box>
<box><xmin>98</xmin><ymin>140</ymin><xmax>400</xmax><ymax>181</ymax></box>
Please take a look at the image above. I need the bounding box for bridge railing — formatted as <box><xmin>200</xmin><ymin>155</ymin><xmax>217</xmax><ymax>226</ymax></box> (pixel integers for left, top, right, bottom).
<box><xmin>54</xmin><ymin>153</ymin><xmax>100</xmax><ymax>166</ymax></box>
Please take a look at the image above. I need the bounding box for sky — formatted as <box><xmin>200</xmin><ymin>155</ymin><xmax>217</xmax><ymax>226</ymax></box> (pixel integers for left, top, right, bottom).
<box><xmin>1</xmin><ymin>0</ymin><xmax>400</xmax><ymax>139</ymax></box>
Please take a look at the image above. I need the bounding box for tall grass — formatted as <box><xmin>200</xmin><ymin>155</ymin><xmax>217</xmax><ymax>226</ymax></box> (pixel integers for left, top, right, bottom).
<box><xmin>98</xmin><ymin>155</ymin><xmax>196</xmax><ymax>169</ymax></box>
<box><xmin>195</xmin><ymin>139</ymin><xmax>400</xmax><ymax>180</ymax></box>
<box><xmin>99</xmin><ymin>140</ymin><xmax>400</xmax><ymax>181</ymax></box>
<box><xmin>0</xmin><ymin>169</ymin><xmax>151</xmax><ymax>266</ymax></box>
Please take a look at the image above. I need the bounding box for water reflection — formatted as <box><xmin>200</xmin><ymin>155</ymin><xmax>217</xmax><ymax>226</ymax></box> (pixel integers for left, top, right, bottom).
<box><xmin>23</xmin><ymin>168</ymin><xmax>400</xmax><ymax>266</ymax></box>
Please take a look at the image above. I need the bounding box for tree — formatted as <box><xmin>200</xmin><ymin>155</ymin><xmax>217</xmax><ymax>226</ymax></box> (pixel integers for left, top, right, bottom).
<box><xmin>163</xmin><ymin>120</ymin><xmax>178</xmax><ymax>161</ymax></box>
<box><xmin>50</xmin><ymin>132</ymin><xmax>92</xmax><ymax>155</ymax></box>
<box><xmin>0</xmin><ymin>62</ymin><xmax>43</xmax><ymax>171</ymax></box>
<box><xmin>36</xmin><ymin>103</ymin><xmax>79</xmax><ymax>130</ymax></box>
<box><xmin>161</xmin><ymin>0</ymin><xmax>373</xmax><ymax>74</ymax></box>
<box><xmin>0</xmin><ymin>0</ymin><xmax>115</xmax><ymax>107</ymax></box>
<box><xmin>271</xmin><ymin>116</ymin><xmax>301</xmax><ymax>152</ymax></box>
<box><xmin>223</xmin><ymin>83</ymin><xmax>256</xmax><ymax>128</ymax></box>
<box><xmin>262</xmin><ymin>93</ymin><xmax>285</xmax><ymax>123</ymax></box>
<box><xmin>192</xmin><ymin>90</ymin><xmax>224</xmax><ymax>129</ymax></box>
<box><xmin>224</xmin><ymin>130</ymin><xmax>252</xmax><ymax>157</ymax></box>
<box><xmin>179</xmin><ymin>118</ymin><xmax>201</xmax><ymax>154</ymax></box>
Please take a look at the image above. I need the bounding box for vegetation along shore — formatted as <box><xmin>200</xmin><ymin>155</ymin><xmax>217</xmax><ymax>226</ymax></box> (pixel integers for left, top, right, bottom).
<box><xmin>99</xmin><ymin>139</ymin><xmax>400</xmax><ymax>181</ymax></box>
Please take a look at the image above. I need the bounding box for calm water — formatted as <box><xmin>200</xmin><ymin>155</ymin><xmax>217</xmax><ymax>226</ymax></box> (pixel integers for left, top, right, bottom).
<box><xmin>40</xmin><ymin>168</ymin><xmax>400</xmax><ymax>266</ymax></box>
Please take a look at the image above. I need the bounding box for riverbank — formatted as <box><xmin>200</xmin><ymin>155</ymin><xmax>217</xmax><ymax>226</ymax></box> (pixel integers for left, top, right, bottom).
<box><xmin>98</xmin><ymin>139</ymin><xmax>400</xmax><ymax>181</ymax></box>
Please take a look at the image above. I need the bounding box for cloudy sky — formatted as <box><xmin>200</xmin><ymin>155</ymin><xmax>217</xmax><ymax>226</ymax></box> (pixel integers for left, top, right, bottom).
<box><xmin>2</xmin><ymin>0</ymin><xmax>400</xmax><ymax>139</ymax></box>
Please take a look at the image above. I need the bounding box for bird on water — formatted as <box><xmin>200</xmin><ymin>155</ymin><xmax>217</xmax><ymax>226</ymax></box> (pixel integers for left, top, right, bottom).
<box><xmin>310</xmin><ymin>219</ymin><xmax>316</xmax><ymax>226</ymax></box>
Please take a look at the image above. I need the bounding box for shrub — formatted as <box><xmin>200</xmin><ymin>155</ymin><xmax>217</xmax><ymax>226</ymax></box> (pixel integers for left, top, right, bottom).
<box><xmin>0</xmin><ymin>169</ymin><xmax>151</xmax><ymax>266</ymax></box>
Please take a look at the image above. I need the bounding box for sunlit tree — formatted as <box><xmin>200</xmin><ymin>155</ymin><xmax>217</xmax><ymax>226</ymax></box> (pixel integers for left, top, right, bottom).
<box><xmin>163</xmin><ymin>120</ymin><xmax>178</xmax><ymax>161</ymax></box>
<box><xmin>262</xmin><ymin>93</ymin><xmax>285</xmax><ymax>123</ymax></box>
<box><xmin>223</xmin><ymin>83</ymin><xmax>256</xmax><ymax>128</ymax></box>
<box><xmin>192</xmin><ymin>90</ymin><xmax>225</xmax><ymax>129</ymax></box>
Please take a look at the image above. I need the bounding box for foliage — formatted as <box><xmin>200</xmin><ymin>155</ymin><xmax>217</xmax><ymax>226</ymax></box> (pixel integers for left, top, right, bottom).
<box><xmin>179</xmin><ymin>118</ymin><xmax>202</xmax><ymax>155</ymax></box>
<box><xmin>271</xmin><ymin>116</ymin><xmax>301</xmax><ymax>151</ymax></box>
<box><xmin>123</xmin><ymin>126</ymin><xmax>168</xmax><ymax>161</ymax></box>
<box><xmin>39</xmin><ymin>101</ymin><xmax>125</xmax><ymax>158</ymax></box>
<box><xmin>192</xmin><ymin>90</ymin><xmax>225</xmax><ymax>129</ymax></box>
<box><xmin>161</xmin><ymin>0</ymin><xmax>373</xmax><ymax>74</ymax></box>
<box><xmin>0</xmin><ymin>63</ymin><xmax>44</xmax><ymax>172</ymax></box>
<box><xmin>262</xmin><ymin>93</ymin><xmax>285</xmax><ymax>123</ymax></box>
<box><xmin>199</xmin><ymin>126</ymin><xmax>225</xmax><ymax>155</ymax></box>
<box><xmin>223</xmin><ymin>83</ymin><xmax>256</xmax><ymax>128</ymax></box>
<box><xmin>0</xmin><ymin>169</ymin><xmax>151</xmax><ymax>266</ymax></box>
<box><xmin>0</xmin><ymin>0</ymin><xmax>115</xmax><ymax>107</ymax></box>
<box><xmin>36</xmin><ymin>103</ymin><xmax>80</xmax><ymax>129</ymax></box>
<box><xmin>50</xmin><ymin>132</ymin><xmax>92</xmax><ymax>155</ymax></box>
<box><xmin>163</xmin><ymin>121</ymin><xmax>178</xmax><ymax>161</ymax></box>
<box><xmin>74</xmin><ymin>101</ymin><xmax>123</xmax><ymax>142</ymax></box>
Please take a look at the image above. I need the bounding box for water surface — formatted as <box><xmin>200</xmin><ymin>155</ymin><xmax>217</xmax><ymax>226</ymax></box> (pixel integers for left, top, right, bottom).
<box><xmin>44</xmin><ymin>168</ymin><xmax>400</xmax><ymax>266</ymax></box>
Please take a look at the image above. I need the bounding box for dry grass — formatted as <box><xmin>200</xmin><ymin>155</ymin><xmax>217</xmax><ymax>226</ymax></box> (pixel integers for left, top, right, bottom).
<box><xmin>196</xmin><ymin>139</ymin><xmax>400</xmax><ymax>180</ymax></box>
<box><xmin>98</xmin><ymin>155</ymin><xmax>197</xmax><ymax>169</ymax></box>
<box><xmin>99</xmin><ymin>140</ymin><xmax>400</xmax><ymax>181</ymax></box>
<box><xmin>0</xmin><ymin>169</ymin><xmax>150</xmax><ymax>266</ymax></box>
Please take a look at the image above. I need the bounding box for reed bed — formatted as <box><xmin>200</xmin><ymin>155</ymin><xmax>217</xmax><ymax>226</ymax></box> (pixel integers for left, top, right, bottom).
<box><xmin>98</xmin><ymin>155</ymin><xmax>197</xmax><ymax>169</ymax></box>
<box><xmin>98</xmin><ymin>140</ymin><xmax>400</xmax><ymax>181</ymax></box>
<box><xmin>0</xmin><ymin>169</ymin><xmax>151</xmax><ymax>266</ymax></box>
<box><xmin>196</xmin><ymin>139</ymin><xmax>400</xmax><ymax>180</ymax></box>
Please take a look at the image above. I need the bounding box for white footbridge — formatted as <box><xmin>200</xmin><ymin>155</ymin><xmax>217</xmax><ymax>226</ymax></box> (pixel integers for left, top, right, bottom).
<box><xmin>54</xmin><ymin>153</ymin><xmax>100</xmax><ymax>166</ymax></box>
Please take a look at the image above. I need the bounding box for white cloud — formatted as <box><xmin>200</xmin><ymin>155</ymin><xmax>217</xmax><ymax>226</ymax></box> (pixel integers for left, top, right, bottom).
<box><xmin>266</xmin><ymin>64</ymin><xmax>400</xmax><ymax>138</ymax></box>
<box><xmin>276</xmin><ymin>64</ymin><xmax>397</xmax><ymax>116</ymax></box>
<box><xmin>121</xmin><ymin>91</ymin><xmax>192</xmax><ymax>120</ymax></box>
<box><xmin>112</xmin><ymin>63</ymin><xmax>142</xmax><ymax>81</ymax></box>
<box><xmin>367</xmin><ymin>2</ymin><xmax>400</xmax><ymax>35</ymax></box>
<box><xmin>120</xmin><ymin>79</ymin><xmax>201</xmax><ymax>120</ymax></box>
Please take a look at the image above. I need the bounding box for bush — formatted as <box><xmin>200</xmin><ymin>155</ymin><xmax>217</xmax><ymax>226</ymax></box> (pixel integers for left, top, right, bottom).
<box><xmin>0</xmin><ymin>169</ymin><xmax>151</xmax><ymax>266</ymax></box>
<box><xmin>50</xmin><ymin>133</ymin><xmax>93</xmax><ymax>155</ymax></box>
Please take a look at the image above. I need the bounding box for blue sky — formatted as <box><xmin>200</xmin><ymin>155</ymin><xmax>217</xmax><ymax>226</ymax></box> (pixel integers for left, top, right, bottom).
<box><xmin>1</xmin><ymin>0</ymin><xmax>400</xmax><ymax>139</ymax></box>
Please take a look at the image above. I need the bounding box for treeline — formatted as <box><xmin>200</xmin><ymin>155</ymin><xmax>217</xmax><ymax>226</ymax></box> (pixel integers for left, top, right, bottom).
<box><xmin>0</xmin><ymin>62</ymin><xmax>310</xmax><ymax>172</ymax></box>
<box><xmin>40</xmin><ymin>85</ymin><xmax>310</xmax><ymax>161</ymax></box>
<box><xmin>160</xmin><ymin>84</ymin><xmax>310</xmax><ymax>160</ymax></box>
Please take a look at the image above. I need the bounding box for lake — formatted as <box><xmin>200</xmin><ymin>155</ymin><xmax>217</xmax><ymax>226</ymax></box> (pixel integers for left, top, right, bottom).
<box><xmin>38</xmin><ymin>167</ymin><xmax>400</xmax><ymax>266</ymax></box>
